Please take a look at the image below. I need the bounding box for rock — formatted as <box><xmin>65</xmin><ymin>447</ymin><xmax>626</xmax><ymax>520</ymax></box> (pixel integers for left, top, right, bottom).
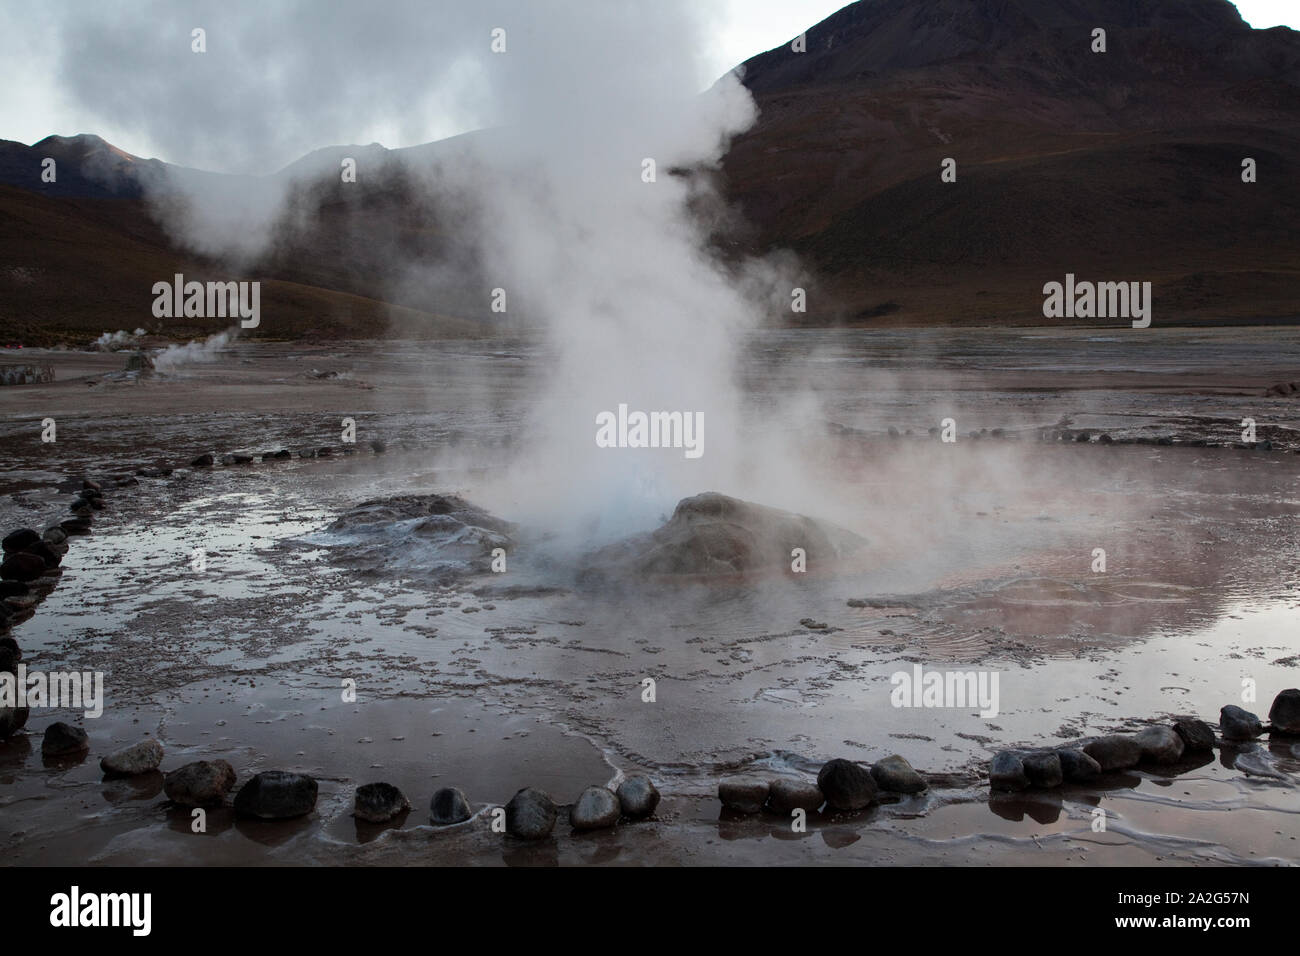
<box><xmin>616</xmin><ymin>775</ymin><xmax>660</xmax><ymax>819</ymax></box>
<box><xmin>69</xmin><ymin>501</ymin><xmax>93</xmax><ymax>517</ymax></box>
<box><xmin>1</xmin><ymin>553</ymin><xmax>48</xmax><ymax>581</ymax></box>
<box><xmin>570</xmin><ymin>786</ymin><xmax>621</xmax><ymax>831</ymax></box>
<box><xmin>504</xmin><ymin>787</ymin><xmax>557</xmax><ymax>840</ymax></box>
<box><xmin>100</xmin><ymin>738</ymin><xmax>164</xmax><ymax>776</ymax></box>
<box><xmin>1083</xmin><ymin>735</ymin><xmax>1143</xmax><ymax>771</ymax></box>
<box><xmin>870</xmin><ymin>754</ymin><xmax>927</xmax><ymax>793</ymax></box>
<box><xmin>164</xmin><ymin>759</ymin><xmax>237</xmax><ymax>807</ymax></box>
<box><xmin>41</xmin><ymin>527</ymin><xmax>67</xmax><ymax>546</ymax></box>
<box><xmin>2</xmin><ymin>529</ymin><xmax>40</xmax><ymax>553</ymax></box>
<box><xmin>1133</xmin><ymin>725</ymin><xmax>1185</xmax><ymax>764</ymax></box>
<box><xmin>0</xmin><ymin>644</ymin><xmax>18</xmax><ymax>675</ymax></box>
<box><xmin>1173</xmin><ymin>718</ymin><xmax>1216</xmax><ymax>752</ymax></box>
<box><xmin>41</xmin><ymin>721</ymin><xmax>89</xmax><ymax>756</ymax></box>
<box><xmin>579</xmin><ymin>492</ymin><xmax>868</xmax><ymax>580</ymax></box>
<box><xmin>23</xmin><ymin>541</ymin><xmax>60</xmax><ymax>568</ymax></box>
<box><xmin>1056</xmin><ymin>748</ymin><xmax>1102</xmax><ymax>781</ymax></box>
<box><xmin>816</xmin><ymin>758</ymin><xmax>877</xmax><ymax>810</ymax></box>
<box><xmin>60</xmin><ymin>517</ymin><xmax>92</xmax><ymax>534</ymax></box>
<box><xmin>317</xmin><ymin>447</ymin><xmax>334</xmax><ymax>457</ymax></box>
<box><xmin>0</xmin><ymin>580</ymin><xmax>28</xmax><ymax>599</ymax></box>
<box><xmin>371</xmin><ymin>440</ymin><xmax>387</xmax><ymax>454</ymax></box>
<box><xmin>429</xmin><ymin>787</ymin><xmax>473</xmax><ymax>825</ymax></box>
<box><xmin>0</xmin><ymin>706</ymin><xmax>28</xmax><ymax>738</ymax></box>
<box><xmin>82</xmin><ymin>479</ymin><xmax>102</xmax><ymax>492</ymax></box>
<box><xmin>222</xmin><ymin>454</ymin><xmax>254</xmax><ymax>465</ymax></box>
<box><xmin>1267</xmin><ymin>689</ymin><xmax>1300</xmax><ymax>735</ymax></box>
<box><xmin>190</xmin><ymin>453</ymin><xmax>214</xmax><ymax>467</ymax></box>
<box><xmin>234</xmin><ymin>771</ymin><xmax>318</xmax><ymax>819</ymax></box>
<box><xmin>718</xmin><ymin>777</ymin><xmax>770</xmax><ymax>814</ymax></box>
<box><xmin>990</xmin><ymin>751</ymin><xmax>1029</xmax><ymax>791</ymax></box>
<box><xmin>1022</xmin><ymin>751</ymin><xmax>1064</xmax><ymax>788</ymax></box>
<box><xmin>261</xmin><ymin>450</ymin><xmax>291</xmax><ymax>461</ymax></box>
<box><xmin>766</xmin><ymin>777</ymin><xmax>824</xmax><ymax>813</ymax></box>
<box><xmin>136</xmin><ymin>466</ymin><xmax>172</xmax><ymax>478</ymax></box>
<box><xmin>76</xmin><ymin>495</ymin><xmax>104</xmax><ymax>510</ymax></box>
<box><xmin>353</xmin><ymin>782</ymin><xmax>411</xmax><ymax>823</ymax></box>
<box><xmin>1220</xmin><ymin>705</ymin><xmax>1263</xmax><ymax>741</ymax></box>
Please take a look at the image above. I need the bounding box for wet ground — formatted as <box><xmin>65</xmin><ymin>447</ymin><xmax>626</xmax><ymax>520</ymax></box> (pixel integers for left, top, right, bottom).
<box><xmin>1</xmin><ymin>326</ymin><xmax>1298</xmax><ymax>865</ymax></box>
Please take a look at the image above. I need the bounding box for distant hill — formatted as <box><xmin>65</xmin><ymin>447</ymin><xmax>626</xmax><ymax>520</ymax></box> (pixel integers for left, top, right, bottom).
<box><xmin>2</xmin><ymin>0</ymin><xmax>1298</xmax><ymax>343</ymax></box>
<box><xmin>723</xmin><ymin>0</ymin><xmax>1300</xmax><ymax>324</ymax></box>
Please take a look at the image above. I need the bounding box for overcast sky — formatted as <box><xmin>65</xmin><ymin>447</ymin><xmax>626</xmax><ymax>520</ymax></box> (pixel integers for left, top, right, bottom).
<box><xmin>0</xmin><ymin>0</ymin><xmax>1295</xmax><ymax>169</ymax></box>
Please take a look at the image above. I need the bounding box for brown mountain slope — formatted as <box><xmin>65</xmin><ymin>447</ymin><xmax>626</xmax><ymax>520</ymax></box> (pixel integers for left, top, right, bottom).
<box><xmin>723</xmin><ymin>0</ymin><xmax>1300</xmax><ymax>325</ymax></box>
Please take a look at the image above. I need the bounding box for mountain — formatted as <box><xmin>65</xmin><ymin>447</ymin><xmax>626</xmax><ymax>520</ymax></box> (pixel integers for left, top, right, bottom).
<box><xmin>2</xmin><ymin>0</ymin><xmax>1299</xmax><ymax>343</ymax></box>
<box><xmin>723</xmin><ymin>0</ymin><xmax>1300</xmax><ymax>324</ymax></box>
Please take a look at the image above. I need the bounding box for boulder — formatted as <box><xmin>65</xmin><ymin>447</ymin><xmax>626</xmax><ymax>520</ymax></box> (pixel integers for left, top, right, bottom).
<box><xmin>616</xmin><ymin>775</ymin><xmax>660</xmax><ymax>819</ymax></box>
<box><xmin>1022</xmin><ymin>751</ymin><xmax>1064</xmax><ymax>788</ymax></box>
<box><xmin>100</xmin><ymin>738</ymin><xmax>164</xmax><ymax>776</ymax></box>
<box><xmin>190</xmin><ymin>453</ymin><xmax>215</xmax><ymax>467</ymax></box>
<box><xmin>0</xmin><ymin>581</ymin><xmax>28</xmax><ymax>599</ymax></box>
<box><xmin>1056</xmin><ymin>748</ymin><xmax>1102</xmax><ymax>782</ymax></box>
<box><xmin>870</xmin><ymin>754</ymin><xmax>927</xmax><ymax>793</ymax></box>
<box><xmin>41</xmin><ymin>528</ymin><xmax>67</xmax><ymax>546</ymax></box>
<box><xmin>718</xmin><ymin>777</ymin><xmax>770</xmax><ymax>814</ymax></box>
<box><xmin>41</xmin><ymin>721</ymin><xmax>89</xmax><ymax>756</ymax></box>
<box><xmin>163</xmin><ymin>759</ymin><xmax>237</xmax><ymax>807</ymax></box>
<box><xmin>2</xmin><ymin>529</ymin><xmax>40</xmax><ymax>553</ymax></box>
<box><xmin>990</xmin><ymin>751</ymin><xmax>1029</xmax><ymax>791</ymax></box>
<box><xmin>816</xmin><ymin>758</ymin><xmax>877</xmax><ymax>810</ymax></box>
<box><xmin>766</xmin><ymin>778</ymin><xmax>825</xmax><ymax>813</ymax></box>
<box><xmin>0</xmin><ymin>706</ymin><xmax>29</xmax><ymax>739</ymax></box>
<box><xmin>1173</xmin><ymin>718</ymin><xmax>1216</xmax><ymax>752</ymax></box>
<box><xmin>23</xmin><ymin>541</ymin><xmax>60</xmax><ymax>569</ymax></box>
<box><xmin>1</xmin><ymin>553</ymin><xmax>48</xmax><ymax>582</ymax></box>
<box><xmin>60</xmin><ymin>517</ymin><xmax>92</xmax><ymax>534</ymax></box>
<box><xmin>569</xmin><ymin>786</ymin><xmax>621</xmax><ymax>831</ymax></box>
<box><xmin>1133</xmin><ymin>725</ymin><xmax>1185</xmax><ymax>764</ymax></box>
<box><xmin>504</xmin><ymin>787</ymin><xmax>557</xmax><ymax>840</ymax></box>
<box><xmin>429</xmin><ymin>787</ymin><xmax>473</xmax><ymax>825</ymax></box>
<box><xmin>1267</xmin><ymin>689</ymin><xmax>1300</xmax><ymax>735</ymax></box>
<box><xmin>1219</xmin><ymin>705</ymin><xmax>1263</xmax><ymax>741</ymax></box>
<box><xmin>353</xmin><ymin>782</ymin><xmax>411</xmax><ymax>823</ymax></box>
<box><xmin>234</xmin><ymin>771</ymin><xmax>318</xmax><ymax>819</ymax></box>
<box><xmin>1083</xmin><ymin>735</ymin><xmax>1142</xmax><ymax>771</ymax></box>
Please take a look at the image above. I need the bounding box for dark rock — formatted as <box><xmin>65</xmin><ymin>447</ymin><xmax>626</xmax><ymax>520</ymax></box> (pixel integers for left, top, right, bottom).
<box><xmin>136</xmin><ymin>466</ymin><xmax>172</xmax><ymax>478</ymax></box>
<box><xmin>371</xmin><ymin>440</ymin><xmax>387</xmax><ymax>454</ymax></box>
<box><xmin>0</xmin><ymin>644</ymin><xmax>18</xmax><ymax>675</ymax></box>
<box><xmin>1133</xmin><ymin>725</ymin><xmax>1185</xmax><ymax>764</ymax></box>
<box><xmin>190</xmin><ymin>453</ymin><xmax>214</xmax><ymax>467</ymax></box>
<box><xmin>41</xmin><ymin>527</ymin><xmax>67</xmax><ymax>546</ymax></box>
<box><xmin>41</xmin><ymin>721</ymin><xmax>89</xmax><ymax>756</ymax></box>
<box><xmin>580</xmin><ymin>492</ymin><xmax>867</xmax><ymax>580</ymax></box>
<box><xmin>1173</xmin><ymin>718</ymin><xmax>1216</xmax><ymax>752</ymax></box>
<box><xmin>766</xmin><ymin>777</ymin><xmax>824</xmax><ymax>813</ymax></box>
<box><xmin>1023</xmin><ymin>751</ymin><xmax>1064</xmax><ymax>787</ymax></box>
<box><xmin>317</xmin><ymin>447</ymin><xmax>334</xmax><ymax>457</ymax></box>
<box><xmin>60</xmin><ymin>517</ymin><xmax>92</xmax><ymax>534</ymax></box>
<box><xmin>718</xmin><ymin>777</ymin><xmax>769</xmax><ymax>814</ymax></box>
<box><xmin>234</xmin><ymin>770</ymin><xmax>318</xmax><ymax>819</ymax></box>
<box><xmin>429</xmin><ymin>787</ymin><xmax>473</xmax><ymax>825</ymax></box>
<box><xmin>353</xmin><ymin>782</ymin><xmax>411</xmax><ymax>823</ymax></box>
<box><xmin>2</xmin><ymin>529</ymin><xmax>40</xmax><ymax>553</ymax></box>
<box><xmin>222</xmin><ymin>454</ymin><xmax>254</xmax><ymax>465</ymax></box>
<box><xmin>0</xmin><ymin>706</ymin><xmax>28</xmax><ymax>738</ymax></box>
<box><xmin>1099</xmin><ymin>433</ymin><xmax>1114</xmax><ymax>443</ymax></box>
<box><xmin>1083</xmin><ymin>735</ymin><xmax>1143</xmax><ymax>771</ymax></box>
<box><xmin>23</xmin><ymin>541</ymin><xmax>60</xmax><ymax>568</ymax></box>
<box><xmin>0</xmin><ymin>580</ymin><xmax>29</xmax><ymax>599</ymax></box>
<box><xmin>570</xmin><ymin>786</ymin><xmax>621</xmax><ymax>831</ymax></box>
<box><xmin>1</xmin><ymin>553</ymin><xmax>49</xmax><ymax>581</ymax></box>
<box><xmin>990</xmin><ymin>751</ymin><xmax>1029</xmax><ymax>790</ymax></box>
<box><xmin>164</xmin><ymin>759</ymin><xmax>237</xmax><ymax>807</ymax></box>
<box><xmin>870</xmin><ymin>754</ymin><xmax>927</xmax><ymax>793</ymax></box>
<box><xmin>1268</xmin><ymin>689</ymin><xmax>1300</xmax><ymax>735</ymax></box>
<box><xmin>816</xmin><ymin>758</ymin><xmax>877</xmax><ymax>810</ymax></box>
<box><xmin>1056</xmin><ymin>748</ymin><xmax>1102</xmax><ymax>781</ymax></box>
<box><xmin>616</xmin><ymin>775</ymin><xmax>660</xmax><ymax>819</ymax></box>
<box><xmin>1220</xmin><ymin>705</ymin><xmax>1263</xmax><ymax>741</ymax></box>
<box><xmin>82</xmin><ymin>479</ymin><xmax>102</xmax><ymax>492</ymax></box>
<box><xmin>100</xmin><ymin>738</ymin><xmax>164</xmax><ymax>776</ymax></box>
<box><xmin>69</xmin><ymin>501</ymin><xmax>93</xmax><ymax>517</ymax></box>
<box><xmin>504</xmin><ymin>787</ymin><xmax>556</xmax><ymax>839</ymax></box>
